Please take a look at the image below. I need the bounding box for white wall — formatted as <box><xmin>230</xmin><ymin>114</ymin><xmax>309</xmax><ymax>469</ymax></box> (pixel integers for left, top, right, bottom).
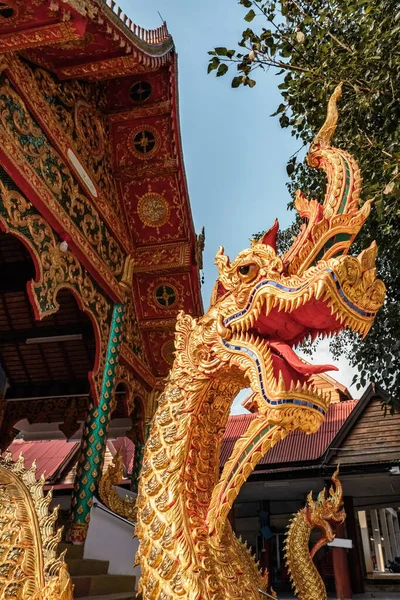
<box><xmin>84</xmin><ymin>497</ymin><xmax>140</xmax><ymax>583</ymax></box>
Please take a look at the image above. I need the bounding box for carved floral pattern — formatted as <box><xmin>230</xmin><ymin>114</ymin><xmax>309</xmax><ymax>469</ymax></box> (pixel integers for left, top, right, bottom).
<box><xmin>0</xmin><ymin>71</ymin><xmax>126</xmax><ymax>281</ymax></box>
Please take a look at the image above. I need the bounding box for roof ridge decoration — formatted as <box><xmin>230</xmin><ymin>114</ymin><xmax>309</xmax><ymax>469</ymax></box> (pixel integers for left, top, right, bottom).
<box><xmin>57</xmin><ymin>0</ymin><xmax>174</xmax><ymax>58</ymax></box>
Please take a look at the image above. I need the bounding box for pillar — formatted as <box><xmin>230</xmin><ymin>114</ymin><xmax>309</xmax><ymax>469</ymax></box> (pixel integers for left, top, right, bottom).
<box><xmin>260</xmin><ymin>500</ymin><xmax>272</xmax><ymax>577</ymax></box>
<box><xmin>344</xmin><ymin>497</ymin><xmax>364</xmax><ymax>594</ymax></box>
<box><xmin>127</xmin><ymin>393</ymin><xmax>157</xmax><ymax>494</ymax></box>
<box><xmin>131</xmin><ymin>438</ymin><xmax>145</xmax><ymax>493</ymax></box>
<box><xmin>371</xmin><ymin>509</ymin><xmax>385</xmax><ymax>572</ymax></box>
<box><xmin>393</xmin><ymin>512</ymin><xmax>400</xmax><ymax>553</ymax></box>
<box><xmin>387</xmin><ymin>510</ymin><xmax>399</xmax><ymax>558</ymax></box>
<box><xmin>68</xmin><ymin>303</ymin><xmax>125</xmax><ymax>544</ymax></box>
<box><xmin>332</xmin><ymin>522</ymin><xmax>352</xmax><ymax>600</ymax></box>
<box><xmin>379</xmin><ymin>508</ymin><xmax>392</xmax><ymax>564</ymax></box>
<box><xmin>358</xmin><ymin>510</ymin><xmax>373</xmax><ymax>574</ymax></box>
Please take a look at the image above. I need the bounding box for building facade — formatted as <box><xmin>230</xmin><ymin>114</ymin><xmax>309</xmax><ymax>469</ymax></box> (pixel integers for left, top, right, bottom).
<box><xmin>227</xmin><ymin>384</ymin><xmax>400</xmax><ymax>597</ymax></box>
<box><xmin>0</xmin><ymin>0</ymin><xmax>203</xmax><ymax>543</ymax></box>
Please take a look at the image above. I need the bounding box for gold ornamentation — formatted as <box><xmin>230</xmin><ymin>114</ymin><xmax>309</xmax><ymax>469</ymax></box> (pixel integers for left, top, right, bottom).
<box><xmin>284</xmin><ymin>83</ymin><xmax>372</xmax><ymax>276</ymax></box>
<box><xmin>135</xmin><ymin>89</ymin><xmax>385</xmax><ymax>599</ymax></box>
<box><xmin>108</xmin><ymin>100</ymin><xmax>172</xmax><ymax>123</ymax></box>
<box><xmin>0</xmin><ymin>57</ymin><xmax>131</xmax><ymax>299</ymax></box>
<box><xmin>154</xmin><ymin>283</ymin><xmax>178</xmax><ymax>309</ymax></box>
<box><xmin>128</xmin><ymin>125</ymin><xmax>160</xmax><ymax>160</ymax></box>
<box><xmin>99</xmin><ymin>453</ymin><xmax>137</xmax><ymax>523</ymax></box>
<box><xmin>133</xmin><ymin>242</ymin><xmax>192</xmax><ymax>273</ymax></box>
<box><xmin>141</xmin><ymin>276</ymin><xmax>187</xmax><ymax>317</ymax></box>
<box><xmin>285</xmin><ymin>469</ymin><xmax>345</xmax><ymax>599</ymax></box>
<box><xmin>0</xmin><ymin>453</ymin><xmax>73</xmax><ymax>599</ymax></box>
<box><xmin>137</xmin><ymin>191</ymin><xmax>171</xmax><ymax>229</ymax></box>
<box><xmin>74</xmin><ymin>99</ymin><xmax>105</xmax><ymax>161</ymax></box>
<box><xmin>115</xmin><ymin>359</ymin><xmax>150</xmax><ymax>417</ymax></box>
<box><xmin>161</xmin><ymin>339</ymin><xmax>175</xmax><ymax>365</ymax></box>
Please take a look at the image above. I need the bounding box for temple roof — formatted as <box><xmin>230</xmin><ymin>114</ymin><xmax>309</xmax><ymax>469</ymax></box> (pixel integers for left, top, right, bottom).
<box><xmin>0</xmin><ymin>0</ymin><xmax>204</xmax><ymax>395</ymax></box>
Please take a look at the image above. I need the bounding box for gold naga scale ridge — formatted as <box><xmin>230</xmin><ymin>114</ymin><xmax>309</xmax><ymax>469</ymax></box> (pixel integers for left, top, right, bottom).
<box><xmin>0</xmin><ymin>453</ymin><xmax>74</xmax><ymax>600</ymax></box>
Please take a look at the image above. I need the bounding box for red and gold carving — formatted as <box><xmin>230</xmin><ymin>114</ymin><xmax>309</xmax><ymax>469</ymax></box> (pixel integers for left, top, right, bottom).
<box><xmin>114</xmin><ymin>116</ymin><xmax>170</xmax><ymax>167</ymax></box>
<box><xmin>122</xmin><ymin>178</ymin><xmax>185</xmax><ymax>245</ymax></box>
<box><xmin>161</xmin><ymin>339</ymin><xmax>175</xmax><ymax>366</ymax></box>
<box><xmin>114</xmin><ymin>360</ymin><xmax>149</xmax><ymax>417</ymax></box>
<box><xmin>137</xmin><ymin>191</ymin><xmax>170</xmax><ymax>229</ymax></box>
<box><xmin>133</xmin><ymin>242</ymin><xmax>192</xmax><ymax>273</ymax></box>
<box><xmin>0</xmin><ymin>65</ymin><xmax>128</xmax><ymax>300</ymax></box>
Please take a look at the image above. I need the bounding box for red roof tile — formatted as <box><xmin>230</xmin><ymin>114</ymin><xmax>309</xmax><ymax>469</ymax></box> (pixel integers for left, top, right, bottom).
<box><xmin>221</xmin><ymin>400</ymin><xmax>358</xmax><ymax>467</ymax></box>
<box><xmin>5</xmin><ymin>439</ymin><xmax>79</xmax><ymax>481</ymax></box>
<box><xmin>3</xmin><ymin>401</ymin><xmax>358</xmax><ymax>486</ymax></box>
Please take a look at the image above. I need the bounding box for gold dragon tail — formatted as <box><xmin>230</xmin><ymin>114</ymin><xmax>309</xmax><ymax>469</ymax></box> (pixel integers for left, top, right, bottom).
<box><xmin>0</xmin><ymin>453</ymin><xmax>73</xmax><ymax>600</ymax></box>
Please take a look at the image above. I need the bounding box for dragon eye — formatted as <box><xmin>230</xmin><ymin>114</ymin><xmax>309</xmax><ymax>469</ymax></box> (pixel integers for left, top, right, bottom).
<box><xmin>238</xmin><ymin>263</ymin><xmax>259</xmax><ymax>282</ymax></box>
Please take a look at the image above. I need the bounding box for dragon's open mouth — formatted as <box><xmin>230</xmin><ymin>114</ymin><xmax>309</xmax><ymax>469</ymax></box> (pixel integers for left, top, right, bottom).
<box><xmin>222</xmin><ymin>271</ymin><xmax>372</xmax><ymax>410</ymax></box>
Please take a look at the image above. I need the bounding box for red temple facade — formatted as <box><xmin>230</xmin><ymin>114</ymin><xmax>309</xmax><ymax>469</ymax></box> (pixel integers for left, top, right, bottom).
<box><xmin>0</xmin><ymin>0</ymin><xmax>203</xmax><ymax>542</ymax></box>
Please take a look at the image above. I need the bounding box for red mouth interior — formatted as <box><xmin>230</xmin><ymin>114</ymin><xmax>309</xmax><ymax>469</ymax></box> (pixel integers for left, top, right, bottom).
<box><xmin>251</xmin><ymin>297</ymin><xmax>341</xmax><ymax>389</ymax></box>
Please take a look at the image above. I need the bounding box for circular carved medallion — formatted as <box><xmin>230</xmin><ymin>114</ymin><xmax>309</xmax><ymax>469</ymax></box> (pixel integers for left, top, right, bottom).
<box><xmin>137</xmin><ymin>192</ymin><xmax>170</xmax><ymax>228</ymax></box>
<box><xmin>130</xmin><ymin>81</ymin><xmax>152</xmax><ymax>102</ymax></box>
<box><xmin>0</xmin><ymin>3</ymin><xmax>15</xmax><ymax>20</ymax></box>
<box><xmin>128</xmin><ymin>126</ymin><xmax>160</xmax><ymax>160</ymax></box>
<box><xmin>161</xmin><ymin>339</ymin><xmax>176</xmax><ymax>366</ymax></box>
<box><xmin>154</xmin><ymin>284</ymin><xmax>177</xmax><ymax>308</ymax></box>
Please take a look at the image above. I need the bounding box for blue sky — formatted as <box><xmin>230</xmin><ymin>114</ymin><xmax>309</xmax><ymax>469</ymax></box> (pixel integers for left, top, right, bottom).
<box><xmin>119</xmin><ymin>0</ymin><xmax>357</xmax><ymax>409</ymax></box>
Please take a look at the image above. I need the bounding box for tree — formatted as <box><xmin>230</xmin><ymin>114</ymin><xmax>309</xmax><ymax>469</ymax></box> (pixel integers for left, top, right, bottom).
<box><xmin>208</xmin><ymin>0</ymin><xmax>400</xmax><ymax>410</ymax></box>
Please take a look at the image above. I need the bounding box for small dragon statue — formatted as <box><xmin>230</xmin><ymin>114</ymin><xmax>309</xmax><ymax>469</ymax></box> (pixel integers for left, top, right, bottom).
<box><xmin>135</xmin><ymin>85</ymin><xmax>385</xmax><ymax>599</ymax></box>
<box><xmin>285</xmin><ymin>468</ymin><xmax>346</xmax><ymax>599</ymax></box>
<box><xmin>98</xmin><ymin>452</ymin><xmax>137</xmax><ymax>523</ymax></box>
<box><xmin>0</xmin><ymin>453</ymin><xmax>73</xmax><ymax>600</ymax></box>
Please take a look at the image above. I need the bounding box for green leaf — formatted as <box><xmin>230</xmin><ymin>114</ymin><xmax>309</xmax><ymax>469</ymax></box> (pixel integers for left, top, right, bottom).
<box><xmin>216</xmin><ymin>63</ymin><xmax>229</xmax><ymax>77</ymax></box>
<box><xmin>207</xmin><ymin>57</ymin><xmax>220</xmax><ymax>73</ymax></box>
<box><xmin>244</xmin><ymin>9</ymin><xmax>256</xmax><ymax>22</ymax></box>
<box><xmin>231</xmin><ymin>76</ymin><xmax>242</xmax><ymax>88</ymax></box>
<box><xmin>215</xmin><ymin>47</ymin><xmax>228</xmax><ymax>56</ymax></box>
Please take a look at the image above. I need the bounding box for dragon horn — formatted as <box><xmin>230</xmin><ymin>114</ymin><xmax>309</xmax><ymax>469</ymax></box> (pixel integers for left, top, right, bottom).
<box><xmin>312</xmin><ymin>82</ymin><xmax>343</xmax><ymax>148</ymax></box>
<box><xmin>215</xmin><ymin>246</ymin><xmax>231</xmax><ymax>276</ymax></box>
<box><xmin>259</xmin><ymin>219</ymin><xmax>279</xmax><ymax>251</ymax></box>
<box><xmin>329</xmin><ymin>465</ymin><xmax>343</xmax><ymax>504</ymax></box>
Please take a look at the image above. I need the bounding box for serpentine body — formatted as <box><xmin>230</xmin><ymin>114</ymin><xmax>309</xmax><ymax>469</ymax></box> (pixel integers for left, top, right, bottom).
<box><xmin>134</xmin><ymin>85</ymin><xmax>386</xmax><ymax>599</ymax></box>
<box><xmin>135</xmin><ymin>85</ymin><xmax>385</xmax><ymax>599</ymax></box>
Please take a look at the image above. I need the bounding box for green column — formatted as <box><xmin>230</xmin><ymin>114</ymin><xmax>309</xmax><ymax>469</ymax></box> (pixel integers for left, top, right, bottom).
<box><xmin>68</xmin><ymin>303</ymin><xmax>125</xmax><ymax>544</ymax></box>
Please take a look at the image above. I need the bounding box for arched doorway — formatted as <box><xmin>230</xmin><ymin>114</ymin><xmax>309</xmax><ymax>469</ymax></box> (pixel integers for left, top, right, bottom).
<box><xmin>0</xmin><ymin>231</ymin><xmax>97</xmax><ymax>448</ymax></box>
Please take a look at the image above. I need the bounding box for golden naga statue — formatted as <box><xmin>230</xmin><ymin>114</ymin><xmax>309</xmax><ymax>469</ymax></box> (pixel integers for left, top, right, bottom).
<box><xmin>285</xmin><ymin>468</ymin><xmax>345</xmax><ymax>600</ymax></box>
<box><xmin>98</xmin><ymin>452</ymin><xmax>137</xmax><ymax>523</ymax></box>
<box><xmin>135</xmin><ymin>84</ymin><xmax>385</xmax><ymax>600</ymax></box>
<box><xmin>0</xmin><ymin>453</ymin><xmax>73</xmax><ymax>600</ymax></box>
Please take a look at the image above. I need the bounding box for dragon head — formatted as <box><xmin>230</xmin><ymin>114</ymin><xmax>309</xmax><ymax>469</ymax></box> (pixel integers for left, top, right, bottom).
<box><xmin>305</xmin><ymin>468</ymin><xmax>346</xmax><ymax>558</ymax></box>
<box><xmin>178</xmin><ymin>84</ymin><xmax>384</xmax><ymax>435</ymax></box>
<box><xmin>173</xmin><ymin>86</ymin><xmax>385</xmax><ymax>538</ymax></box>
